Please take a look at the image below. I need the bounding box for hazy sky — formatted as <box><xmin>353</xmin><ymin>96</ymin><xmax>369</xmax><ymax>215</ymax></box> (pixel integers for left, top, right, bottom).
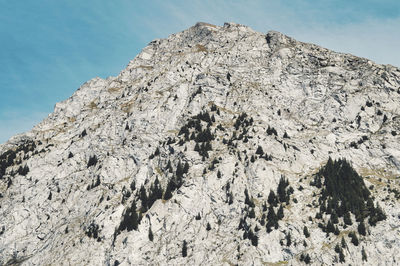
<box><xmin>1</xmin><ymin>0</ymin><xmax>399</xmax><ymax>143</ymax></box>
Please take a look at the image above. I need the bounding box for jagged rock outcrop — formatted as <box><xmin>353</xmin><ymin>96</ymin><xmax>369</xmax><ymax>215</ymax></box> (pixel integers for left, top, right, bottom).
<box><xmin>0</xmin><ymin>22</ymin><xmax>400</xmax><ymax>265</ymax></box>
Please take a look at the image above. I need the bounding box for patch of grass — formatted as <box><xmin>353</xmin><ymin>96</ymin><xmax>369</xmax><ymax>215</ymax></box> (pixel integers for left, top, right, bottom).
<box><xmin>155</xmin><ymin>167</ymin><xmax>163</xmax><ymax>176</ymax></box>
<box><xmin>108</xmin><ymin>87</ymin><xmax>121</xmax><ymax>93</ymax></box>
<box><xmin>195</xmin><ymin>44</ymin><xmax>208</xmax><ymax>53</ymax></box>
<box><xmin>262</xmin><ymin>261</ymin><xmax>288</xmax><ymax>265</ymax></box>
<box><xmin>121</xmin><ymin>100</ymin><xmax>134</xmax><ymax>113</ymax></box>
<box><xmin>359</xmin><ymin>168</ymin><xmax>398</xmax><ymax>181</ymax></box>
<box><xmin>136</xmin><ymin>65</ymin><xmax>153</xmax><ymax>70</ymax></box>
<box><xmin>88</xmin><ymin>101</ymin><xmax>98</xmax><ymax>110</ymax></box>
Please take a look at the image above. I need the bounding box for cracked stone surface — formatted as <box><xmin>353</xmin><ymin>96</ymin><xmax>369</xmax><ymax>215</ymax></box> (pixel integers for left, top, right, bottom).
<box><xmin>0</xmin><ymin>22</ymin><xmax>399</xmax><ymax>265</ymax></box>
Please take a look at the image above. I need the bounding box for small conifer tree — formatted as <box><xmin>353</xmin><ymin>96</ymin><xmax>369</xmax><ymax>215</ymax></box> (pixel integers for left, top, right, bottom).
<box><xmin>148</xmin><ymin>225</ymin><xmax>153</xmax><ymax>242</ymax></box>
<box><xmin>182</xmin><ymin>240</ymin><xmax>188</xmax><ymax>257</ymax></box>
<box><xmin>358</xmin><ymin>220</ymin><xmax>366</xmax><ymax>236</ymax></box>
<box><xmin>303</xmin><ymin>226</ymin><xmax>310</xmax><ymax>238</ymax></box>
<box><xmin>362</xmin><ymin>246</ymin><xmax>367</xmax><ymax>261</ymax></box>
<box><xmin>277</xmin><ymin>204</ymin><xmax>284</xmax><ymax>220</ymax></box>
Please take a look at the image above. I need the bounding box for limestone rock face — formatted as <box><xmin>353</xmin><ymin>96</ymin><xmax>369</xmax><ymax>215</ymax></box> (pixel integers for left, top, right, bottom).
<box><xmin>1</xmin><ymin>22</ymin><xmax>400</xmax><ymax>265</ymax></box>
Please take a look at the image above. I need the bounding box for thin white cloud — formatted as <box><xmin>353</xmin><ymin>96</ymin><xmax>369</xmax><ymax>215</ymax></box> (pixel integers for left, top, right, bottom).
<box><xmin>0</xmin><ymin>111</ymin><xmax>48</xmax><ymax>144</ymax></box>
<box><xmin>135</xmin><ymin>1</ymin><xmax>399</xmax><ymax>67</ymax></box>
<box><xmin>286</xmin><ymin>17</ymin><xmax>400</xmax><ymax>67</ymax></box>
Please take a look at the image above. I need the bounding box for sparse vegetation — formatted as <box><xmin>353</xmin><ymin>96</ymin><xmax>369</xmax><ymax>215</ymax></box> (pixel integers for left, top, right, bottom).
<box><xmin>85</xmin><ymin>222</ymin><xmax>101</xmax><ymax>242</ymax></box>
<box><xmin>311</xmin><ymin>158</ymin><xmax>386</xmax><ymax>230</ymax></box>
<box><xmin>148</xmin><ymin>225</ymin><xmax>154</xmax><ymax>241</ymax></box>
<box><xmin>87</xmin><ymin>155</ymin><xmax>98</xmax><ymax>168</ymax></box>
<box><xmin>303</xmin><ymin>226</ymin><xmax>310</xmax><ymax>238</ymax></box>
<box><xmin>182</xmin><ymin>240</ymin><xmax>188</xmax><ymax>257</ymax></box>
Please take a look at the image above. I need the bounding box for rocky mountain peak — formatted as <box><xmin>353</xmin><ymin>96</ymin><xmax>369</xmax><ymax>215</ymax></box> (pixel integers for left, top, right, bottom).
<box><xmin>0</xmin><ymin>22</ymin><xmax>399</xmax><ymax>265</ymax></box>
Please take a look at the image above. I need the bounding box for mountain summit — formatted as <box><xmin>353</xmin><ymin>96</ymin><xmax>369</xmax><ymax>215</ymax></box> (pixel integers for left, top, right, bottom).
<box><xmin>1</xmin><ymin>22</ymin><xmax>400</xmax><ymax>265</ymax></box>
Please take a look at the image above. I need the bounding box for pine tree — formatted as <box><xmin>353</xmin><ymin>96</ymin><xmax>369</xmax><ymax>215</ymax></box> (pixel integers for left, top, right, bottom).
<box><xmin>80</xmin><ymin>129</ymin><xmax>87</xmax><ymax>137</ymax></box>
<box><xmin>344</xmin><ymin>211</ymin><xmax>352</xmax><ymax>225</ymax></box>
<box><xmin>277</xmin><ymin>204</ymin><xmax>284</xmax><ymax>220</ymax></box>
<box><xmin>194</xmin><ymin>143</ymin><xmax>200</xmax><ymax>152</ymax></box>
<box><xmin>87</xmin><ymin>155</ymin><xmax>98</xmax><ymax>168</ymax></box>
<box><xmin>190</xmin><ymin>132</ymin><xmax>196</xmax><ymax>140</ymax></box>
<box><xmin>228</xmin><ymin>193</ymin><xmax>233</xmax><ymax>205</ymax></box>
<box><xmin>153</xmin><ymin>177</ymin><xmax>163</xmax><ymax>200</ymax></box>
<box><xmin>249</xmin><ymin>229</ymin><xmax>258</xmax><ymax>246</ymax></box>
<box><xmin>176</xmin><ymin>161</ymin><xmax>184</xmax><ymax>178</ymax></box>
<box><xmin>326</xmin><ymin>200</ymin><xmax>332</xmax><ymax>214</ymax></box>
<box><xmin>148</xmin><ymin>225</ymin><xmax>153</xmax><ymax>242</ymax></box>
<box><xmin>119</xmin><ymin>200</ymin><xmax>139</xmax><ymax>232</ymax></box>
<box><xmin>248</xmin><ymin>208</ymin><xmax>255</xmax><ymax>219</ymax></box>
<box><xmin>130</xmin><ymin>180</ymin><xmax>136</xmax><ymax>191</ymax></box>
<box><xmin>283</xmin><ymin>131</ymin><xmax>289</xmax><ymax>138</ymax></box>
<box><xmin>139</xmin><ymin>185</ymin><xmax>148</xmax><ymax>213</ymax></box>
<box><xmin>334</xmin><ymin>243</ymin><xmax>341</xmax><ymax>253</ymax></box>
<box><xmin>266</xmin><ymin>205</ymin><xmax>277</xmax><ymax>232</ymax></box>
<box><xmin>326</xmin><ymin>220</ymin><xmax>335</xmax><ymax>234</ymax></box>
<box><xmin>262</xmin><ymin>202</ymin><xmax>267</xmax><ymax>212</ymax></box>
<box><xmin>303</xmin><ymin>226</ymin><xmax>310</xmax><ymax>238</ymax></box>
<box><xmin>256</xmin><ymin>146</ymin><xmax>264</xmax><ymax>155</ymax></box>
<box><xmin>341</xmin><ymin>237</ymin><xmax>347</xmax><ymax>248</ymax></box>
<box><xmin>204</xmin><ymin>141</ymin><xmax>211</xmax><ymax>151</ymax></box>
<box><xmin>358</xmin><ymin>220</ymin><xmax>366</xmax><ymax>236</ymax></box>
<box><xmin>277</xmin><ymin>176</ymin><xmax>289</xmax><ymax>203</ymax></box>
<box><xmin>339</xmin><ymin>250</ymin><xmax>345</xmax><ymax>263</ymax></box>
<box><xmin>206</xmin><ymin>222</ymin><xmax>211</xmax><ymax>231</ymax></box>
<box><xmin>268</xmin><ymin>190</ymin><xmax>277</xmax><ymax>206</ymax></box>
<box><xmin>163</xmin><ymin>180</ymin><xmax>173</xmax><ymax>200</ymax></box>
<box><xmin>366</xmin><ymin>197</ymin><xmax>374</xmax><ymax>213</ymax></box>
<box><xmin>267</xmin><ymin>126</ymin><xmax>277</xmax><ymax>136</ymax></box>
<box><xmin>331</xmin><ymin>211</ymin><xmax>339</xmax><ymax>224</ymax></box>
<box><xmin>286</xmin><ymin>232</ymin><xmax>292</xmax><ymax>246</ymax></box>
<box><xmin>238</xmin><ymin>218</ymin><xmax>245</xmax><ymax>231</ymax></box>
<box><xmin>175</xmin><ymin>172</ymin><xmax>183</xmax><ymax>188</ymax></box>
<box><xmin>182</xmin><ymin>240</ymin><xmax>188</xmax><ymax>257</ymax></box>
<box><xmin>335</xmin><ymin>201</ymin><xmax>344</xmax><ymax>217</ymax></box>
<box><xmin>179</xmin><ymin>125</ymin><xmax>189</xmax><ymax>136</ymax></box>
<box><xmin>334</xmin><ymin>225</ymin><xmax>340</xmax><ymax>235</ymax></box>
<box><xmin>374</xmin><ymin>203</ymin><xmax>387</xmax><ymax>223</ymax></box>
<box><xmin>304</xmin><ymin>254</ymin><xmax>311</xmax><ymax>264</ymax></box>
<box><xmin>183</xmin><ymin>162</ymin><xmax>189</xmax><ymax>174</ymax></box>
<box><xmin>349</xmin><ymin>231</ymin><xmax>359</xmax><ymax>246</ymax></box>
<box><xmin>362</xmin><ymin>246</ymin><xmax>367</xmax><ymax>261</ymax></box>
<box><xmin>244</xmin><ymin>188</ymin><xmax>255</xmax><ymax>207</ymax></box>
<box><xmin>166</xmin><ymin>160</ymin><xmax>172</xmax><ymax>173</ymax></box>
<box><xmin>217</xmin><ymin>170</ymin><xmax>222</xmax><ymax>179</ymax></box>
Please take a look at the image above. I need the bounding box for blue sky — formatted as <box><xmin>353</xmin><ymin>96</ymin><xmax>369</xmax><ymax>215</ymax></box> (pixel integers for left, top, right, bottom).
<box><xmin>1</xmin><ymin>0</ymin><xmax>399</xmax><ymax>143</ymax></box>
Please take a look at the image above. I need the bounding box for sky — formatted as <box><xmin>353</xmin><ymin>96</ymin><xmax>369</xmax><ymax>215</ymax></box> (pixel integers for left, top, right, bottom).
<box><xmin>1</xmin><ymin>0</ymin><xmax>399</xmax><ymax>143</ymax></box>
